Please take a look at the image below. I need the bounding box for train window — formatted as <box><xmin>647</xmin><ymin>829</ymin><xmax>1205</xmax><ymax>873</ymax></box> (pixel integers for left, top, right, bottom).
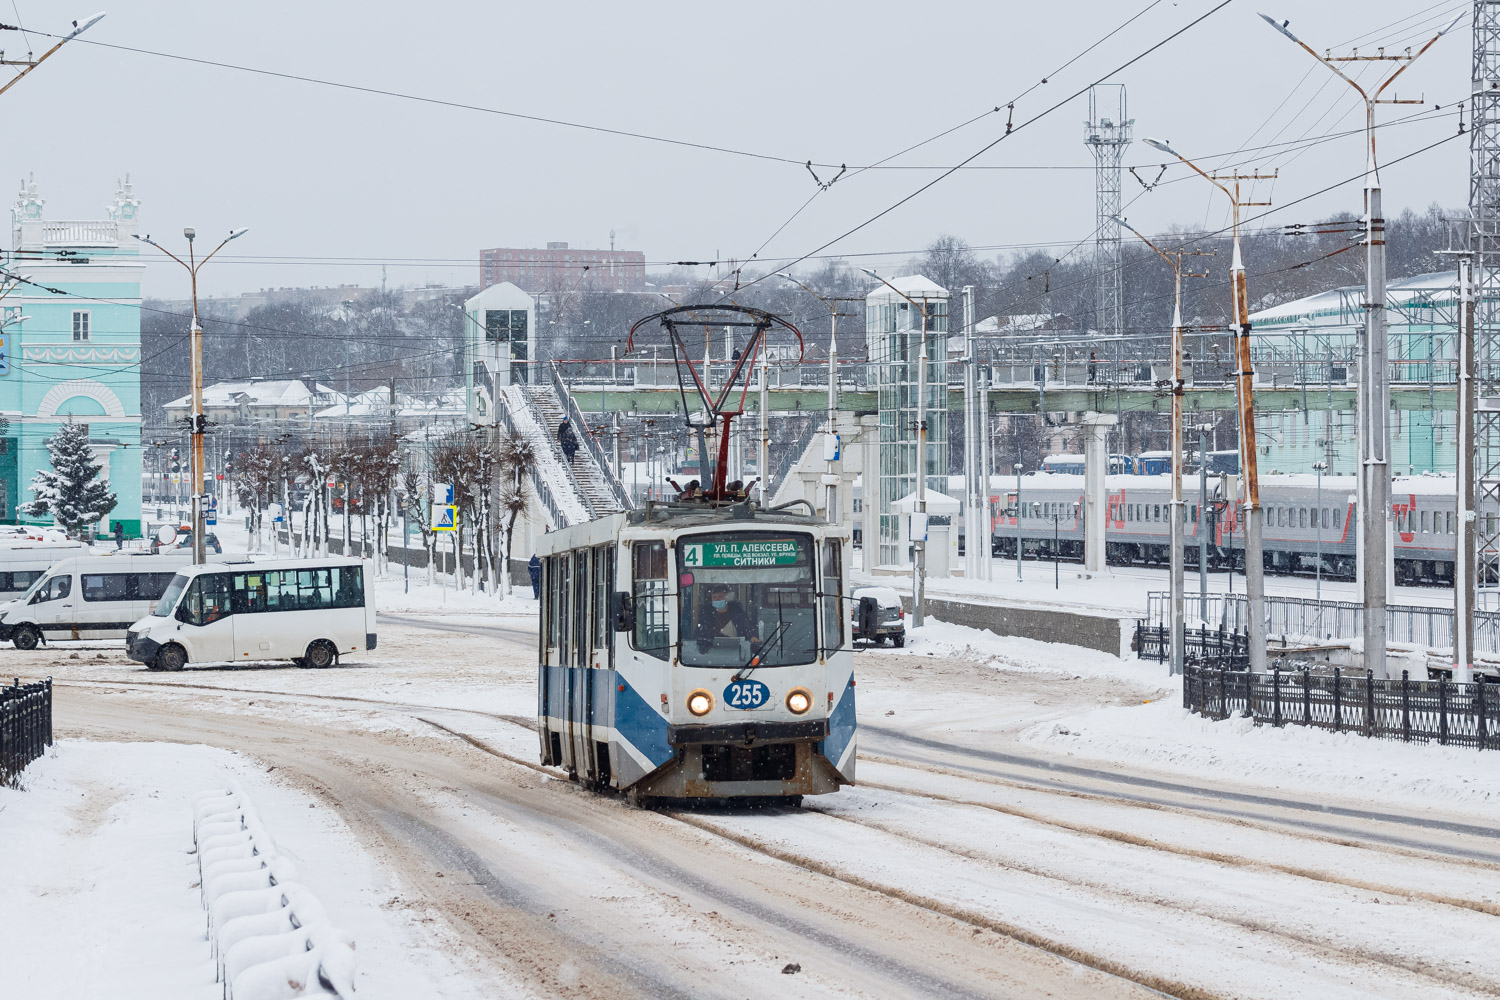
<box><xmin>631</xmin><ymin>540</ymin><xmax>670</xmax><ymax>662</ymax></box>
<box><xmin>1321</xmin><ymin>508</ymin><xmax>1329</xmax><ymax>530</ymax></box>
<box><xmin>1420</xmin><ymin>510</ymin><xmax>1430</xmax><ymax>534</ymax></box>
<box><xmin>1190</xmin><ymin>505</ymin><xmax>1198</xmax><ymax>523</ymax></box>
<box><xmin>1299</xmin><ymin>509</ymin><xmax>1307</xmax><ymax>529</ymax></box>
<box><xmin>677</xmin><ymin>532</ymin><xmax>817</xmax><ymax>669</ymax></box>
<box><xmin>1152</xmin><ymin>505</ymin><xmax>1160</xmax><ymax>521</ymax></box>
<box><xmin>1334</xmin><ymin>507</ymin><xmax>1342</xmax><ymax>529</ymax></box>
<box><xmin>821</xmin><ymin>538</ymin><xmax>843</xmax><ymax>654</ymax></box>
<box><xmin>1447</xmin><ymin>511</ymin><xmax>1454</xmax><ymax>534</ymax></box>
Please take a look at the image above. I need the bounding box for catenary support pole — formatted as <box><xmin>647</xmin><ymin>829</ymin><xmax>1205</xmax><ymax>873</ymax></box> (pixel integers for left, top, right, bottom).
<box><xmin>962</xmin><ymin>285</ymin><xmax>980</xmax><ymax>579</ymax></box>
<box><xmin>915</xmin><ymin>334</ymin><xmax>928</xmax><ymax>627</ymax></box>
<box><xmin>1259</xmin><ymin>10</ymin><xmax>1460</xmax><ymax>676</ymax></box>
<box><xmin>1457</xmin><ymin>254</ymin><xmax>1477</xmax><ymax>683</ymax></box>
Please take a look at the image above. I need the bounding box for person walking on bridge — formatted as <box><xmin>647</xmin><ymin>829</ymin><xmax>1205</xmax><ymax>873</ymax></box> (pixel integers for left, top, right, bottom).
<box><xmin>558</xmin><ymin>420</ymin><xmax>579</xmax><ymax>462</ymax></box>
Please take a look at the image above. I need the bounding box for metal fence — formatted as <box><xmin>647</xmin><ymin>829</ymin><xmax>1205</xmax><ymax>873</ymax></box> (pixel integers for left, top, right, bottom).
<box><xmin>1183</xmin><ymin>662</ymin><xmax>1499</xmax><ymax>748</ymax></box>
<box><xmin>1</xmin><ymin>677</ymin><xmax>52</xmax><ymax>784</ymax></box>
<box><xmin>1135</xmin><ymin>623</ymin><xmax>1248</xmax><ymax>665</ymax></box>
<box><xmin>1147</xmin><ymin>591</ymin><xmax>1500</xmax><ymax>656</ymax></box>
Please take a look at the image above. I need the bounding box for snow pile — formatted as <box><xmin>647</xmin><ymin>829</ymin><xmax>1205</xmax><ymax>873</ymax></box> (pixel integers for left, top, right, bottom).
<box><xmin>372</xmin><ymin>576</ymin><xmax>538</xmax><ymax>616</ymax></box>
<box><xmin>1021</xmin><ymin>698</ymin><xmax>1500</xmax><ymax>821</ymax></box>
<box><xmin>195</xmin><ymin>785</ymin><xmax>356</xmax><ymax>999</ymax></box>
<box><xmin>906</xmin><ymin>618</ymin><xmax>1160</xmax><ymax>683</ymax></box>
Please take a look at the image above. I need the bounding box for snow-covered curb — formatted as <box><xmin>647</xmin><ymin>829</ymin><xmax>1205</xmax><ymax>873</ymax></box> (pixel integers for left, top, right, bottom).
<box><xmin>195</xmin><ymin>785</ymin><xmax>356</xmax><ymax>998</ymax></box>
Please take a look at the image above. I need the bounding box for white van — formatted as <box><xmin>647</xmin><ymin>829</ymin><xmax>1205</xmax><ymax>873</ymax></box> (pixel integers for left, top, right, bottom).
<box><xmin>126</xmin><ymin>558</ymin><xmax>376</xmax><ymax>671</ymax></box>
<box><xmin>0</xmin><ymin>540</ymin><xmax>86</xmax><ymax>603</ymax></box>
<box><xmin>0</xmin><ymin>553</ymin><xmax>194</xmax><ymax>648</ymax></box>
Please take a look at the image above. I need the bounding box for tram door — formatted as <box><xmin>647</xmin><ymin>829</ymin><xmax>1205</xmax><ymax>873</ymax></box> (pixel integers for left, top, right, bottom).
<box><xmin>570</xmin><ymin>549</ymin><xmax>592</xmax><ymax>776</ymax></box>
<box><xmin>586</xmin><ymin>545</ymin><xmax>613</xmax><ymax>782</ymax></box>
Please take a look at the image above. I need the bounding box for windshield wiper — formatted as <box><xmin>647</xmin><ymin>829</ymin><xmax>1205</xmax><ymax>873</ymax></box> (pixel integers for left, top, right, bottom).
<box><xmin>732</xmin><ymin>619</ymin><xmax>788</xmax><ymax>682</ymax></box>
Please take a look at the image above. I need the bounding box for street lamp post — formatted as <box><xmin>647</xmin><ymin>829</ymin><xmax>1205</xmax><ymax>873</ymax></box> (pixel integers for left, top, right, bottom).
<box><xmin>1261</xmin><ymin>13</ymin><xmax>1459</xmax><ymax>679</ymax></box>
<box><xmin>134</xmin><ymin>227</ymin><xmax>249</xmax><ymax>564</ymax></box>
<box><xmin>1114</xmin><ymin>216</ymin><xmax>1210</xmax><ymax>676</ymax></box>
<box><xmin>860</xmin><ymin>268</ymin><xmax>931</xmax><ymax>626</ymax></box>
<box><xmin>1145</xmin><ymin>137</ymin><xmax>1271</xmax><ymax>674</ymax></box>
<box><xmin>775</xmin><ymin>273</ymin><xmax>849</xmax><ymax>522</ymax></box>
<box><xmin>1312</xmin><ymin>460</ymin><xmax>1328</xmax><ymax>609</ymax></box>
<box><xmin>1014</xmin><ymin>462</ymin><xmax>1023</xmax><ymax>582</ymax></box>
<box><xmin>0</xmin><ymin>12</ymin><xmax>104</xmax><ymax>99</ymax></box>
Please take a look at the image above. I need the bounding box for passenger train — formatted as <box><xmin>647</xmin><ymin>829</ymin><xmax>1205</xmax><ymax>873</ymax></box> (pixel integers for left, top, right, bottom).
<box><xmin>536</xmin><ymin>499</ymin><xmax>857</xmax><ymax>803</ymax></box>
<box><xmin>974</xmin><ymin>472</ymin><xmax>1487</xmax><ymax>586</ymax></box>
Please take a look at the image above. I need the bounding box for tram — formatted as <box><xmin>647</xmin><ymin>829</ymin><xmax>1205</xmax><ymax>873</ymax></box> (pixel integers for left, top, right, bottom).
<box><xmin>536</xmin><ymin>500</ymin><xmax>856</xmax><ymax>802</ymax></box>
<box><xmin>536</xmin><ymin>303</ymin><xmax>857</xmax><ymax>803</ymax></box>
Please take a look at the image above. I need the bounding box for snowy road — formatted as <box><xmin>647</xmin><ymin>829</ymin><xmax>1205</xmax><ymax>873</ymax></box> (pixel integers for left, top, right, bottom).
<box><xmin>20</xmin><ymin>614</ymin><xmax>1500</xmax><ymax>999</ymax></box>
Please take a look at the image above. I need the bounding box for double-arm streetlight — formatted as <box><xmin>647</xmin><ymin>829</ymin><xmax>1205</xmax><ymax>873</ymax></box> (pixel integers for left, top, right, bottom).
<box><xmin>1259</xmin><ymin>12</ymin><xmax>1460</xmax><ymax>681</ymax></box>
<box><xmin>860</xmin><ymin>267</ymin><xmax>931</xmax><ymax>626</ymax></box>
<box><xmin>1143</xmin><ymin>137</ymin><xmax>1270</xmax><ymax>674</ymax></box>
<box><xmin>134</xmin><ymin>227</ymin><xmax>249</xmax><ymax>563</ymax></box>
<box><xmin>1114</xmin><ymin>216</ymin><xmax>1211</xmax><ymax>677</ymax></box>
<box><xmin>775</xmin><ymin>273</ymin><xmax>844</xmax><ymax>521</ymax></box>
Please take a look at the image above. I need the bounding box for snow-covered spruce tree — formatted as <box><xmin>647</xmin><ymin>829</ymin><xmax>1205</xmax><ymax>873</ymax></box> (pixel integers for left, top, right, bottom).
<box><xmin>21</xmin><ymin>421</ymin><xmax>118</xmax><ymax>534</ymax></box>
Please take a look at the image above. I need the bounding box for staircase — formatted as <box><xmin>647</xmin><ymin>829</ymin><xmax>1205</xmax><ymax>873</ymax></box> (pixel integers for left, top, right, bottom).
<box><xmin>520</xmin><ymin>384</ymin><xmax>620</xmax><ymax>518</ymax></box>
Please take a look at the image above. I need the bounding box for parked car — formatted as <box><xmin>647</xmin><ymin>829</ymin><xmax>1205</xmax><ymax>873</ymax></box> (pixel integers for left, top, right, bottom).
<box><xmin>850</xmin><ymin>585</ymin><xmax>905</xmax><ymax>647</ymax></box>
<box><xmin>150</xmin><ymin>526</ymin><xmax>222</xmax><ymax>555</ymax></box>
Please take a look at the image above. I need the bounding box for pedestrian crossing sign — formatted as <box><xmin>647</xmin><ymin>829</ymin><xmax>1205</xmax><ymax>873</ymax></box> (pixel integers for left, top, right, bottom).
<box><xmin>431</xmin><ymin>504</ymin><xmax>458</xmax><ymax>531</ymax></box>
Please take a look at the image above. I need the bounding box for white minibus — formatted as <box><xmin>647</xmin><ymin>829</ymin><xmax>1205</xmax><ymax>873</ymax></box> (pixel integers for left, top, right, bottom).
<box><xmin>0</xmin><ymin>540</ymin><xmax>86</xmax><ymax>603</ymax></box>
<box><xmin>0</xmin><ymin>553</ymin><xmax>193</xmax><ymax>648</ymax></box>
<box><xmin>126</xmin><ymin>558</ymin><xmax>376</xmax><ymax>671</ymax></box>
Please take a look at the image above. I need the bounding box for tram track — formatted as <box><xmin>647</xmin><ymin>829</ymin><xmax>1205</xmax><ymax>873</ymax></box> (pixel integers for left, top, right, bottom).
<box><xmin>424</xmin><ymin>714</ymin><xmax>1498</xmax><ymax>1000</ymax></box>
<box><xmin>57</xmin><ymin>684</ymin><xmax>1168</xmax><ymax>1000</ymax></box>
<box><xmin>774</xmin><ymin>801</ymin><xmax>1500</xmax><ymax>998</ymax></box>
<box><xmin>65</xmin><ymin>672</ymin><xmax>1500</xmax><ymax>869</ymax></box>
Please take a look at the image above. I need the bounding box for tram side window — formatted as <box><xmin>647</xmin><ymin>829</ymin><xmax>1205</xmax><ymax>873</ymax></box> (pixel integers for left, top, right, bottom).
<box><xmin>632</xmin><ymin>540</ymin><xmax>670</xmax><ymax>661</ymax></box>
<box><xmin>1335</xmin><ymin>507</ymin><xmax>1342</xmax><ymax>529</ymax></box>
<box><xmin>544</xmin><ymin>556</ymin><xmax>561</xmax><ymax>651</ymax></box>
<box><xmin>593</xmin><ymin>545</ymin><xmax>611</xmax><ymax>651</ymax></box>
<box><xmin>1421</xmin><ymin>510</ymin><xmax>1430</xmax><ymax>534</ymax></box>
<box><xmin>821</xmin><ymin>538</ymin><xmax>843</xmax><ymax>654</ymax></box>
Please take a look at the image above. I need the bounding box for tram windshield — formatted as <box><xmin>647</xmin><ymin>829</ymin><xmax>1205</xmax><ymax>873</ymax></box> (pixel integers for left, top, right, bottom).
<box><xmin>677</xmin><ymin>532</ymin><xmax>817</xmax><ymax>668</ymax></box>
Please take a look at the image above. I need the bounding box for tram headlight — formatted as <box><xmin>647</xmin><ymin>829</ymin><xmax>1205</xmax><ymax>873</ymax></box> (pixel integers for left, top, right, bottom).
<box><xmin>785</xmin><ymin>687</ymin><xmax>813</xmax><ymax>715</ymax></box>
<box><xmin>687</xmin><ymin>689</ymin><xmax>714</xmax><ymax>717</ymax></box>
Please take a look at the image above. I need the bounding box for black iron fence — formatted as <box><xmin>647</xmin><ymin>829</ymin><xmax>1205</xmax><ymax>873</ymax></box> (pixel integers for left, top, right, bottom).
<box><xmin>1</xmin><ymin>677</ymin><xmax>53</xmax><ymax>784</ymax></box>
<box><xmin>1183</xmin><ymin>662</ymin><xmax>1499</xmax><ymax>748</ymax></box>
<box><xmin>1135</xmin><ymin>622</ymin><xmax>1248</xmax><ymax>664</ymax></box>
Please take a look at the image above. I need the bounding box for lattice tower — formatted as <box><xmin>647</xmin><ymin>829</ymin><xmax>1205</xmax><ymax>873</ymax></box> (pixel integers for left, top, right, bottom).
<box><xmin>1085</xmin><ymin>85</ymin><xmax>1133</xmax><ymax>343</ymax></box>
<box><xmin>1472</xmin><ymin>2</ymin><xmax>1500</xmax><ymax>597</ymax></box>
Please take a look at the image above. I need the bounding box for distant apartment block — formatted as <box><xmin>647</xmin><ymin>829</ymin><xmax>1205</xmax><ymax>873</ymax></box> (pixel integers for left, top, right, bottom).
<box><xmin>480</xmin><ymin>241</ymin><xmax>645</xmax><ymax>294</ymax></box>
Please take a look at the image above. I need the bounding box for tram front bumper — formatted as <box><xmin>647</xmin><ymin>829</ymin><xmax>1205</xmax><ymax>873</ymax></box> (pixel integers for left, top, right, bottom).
<box><xmin>668</xmin><ymin>718</ymin><xmax>827</xmax><ymax>747</ymax></box>
<box><xmin>632</xmin><ymin>718</ymin><xmax>842</xmax><ymax>799</ymax></box>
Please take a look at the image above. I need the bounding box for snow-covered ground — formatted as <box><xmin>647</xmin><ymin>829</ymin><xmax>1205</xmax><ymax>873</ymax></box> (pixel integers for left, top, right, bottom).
<box><xmin>6</xmin><ymin>564</ymin><xmax>1500</xmax><ymax>999</ymax></box>
<box><xmin>858</xmin><ymin>556</ymin><xmax>1469</xmax><ymax>615</ymax></box>
<box><xmin>0</xmin><ymin>742</ymin><xmax>499</xmax><ymax>999</ymax></box>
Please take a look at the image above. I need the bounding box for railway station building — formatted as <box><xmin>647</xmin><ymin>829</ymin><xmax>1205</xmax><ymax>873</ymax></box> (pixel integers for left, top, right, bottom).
<box><xmin>1248</xmin><ymin>271</ymin><xmax>1459</xmax><ymax>477</ymax></box>
<box><xmin>5</xmin><ymin>176</ymin><xmax>143</xmax><ymax>535</ymax></box>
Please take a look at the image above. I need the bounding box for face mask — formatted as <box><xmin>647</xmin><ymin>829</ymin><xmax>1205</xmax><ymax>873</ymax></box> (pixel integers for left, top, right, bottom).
<box><xmin>711</xmin><ymin>599</ymin><xmax>727</xmax><ymax>611</ymax></box>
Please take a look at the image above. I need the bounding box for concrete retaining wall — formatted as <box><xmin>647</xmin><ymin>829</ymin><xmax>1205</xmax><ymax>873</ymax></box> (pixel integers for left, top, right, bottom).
<box><xmin>918</xmin><ymin>596</ymin><xmax>1132</xmax><ymax>659</ymax></box>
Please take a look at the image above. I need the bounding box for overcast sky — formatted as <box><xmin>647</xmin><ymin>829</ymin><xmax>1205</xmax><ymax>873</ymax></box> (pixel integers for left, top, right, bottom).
<box><xmin>5</xmin><ymin>0</ymin><xmax>1473</xmax><ymax>298</ymax></box>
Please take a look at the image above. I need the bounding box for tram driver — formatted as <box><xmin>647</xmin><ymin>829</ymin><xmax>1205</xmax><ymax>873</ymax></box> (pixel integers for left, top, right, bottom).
<box><xmin>700</xmin><ymin>586</ymin><xmax>757</xmax><ymax>645</ymax></box>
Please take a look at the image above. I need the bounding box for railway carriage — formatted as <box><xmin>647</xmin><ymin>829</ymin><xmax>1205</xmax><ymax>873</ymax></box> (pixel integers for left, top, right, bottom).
<box><xmin>976</xmin><ymin>471</ymin><xmax>1492</xmax><ymax>586</ymax></box>
<box><xmin>536</xmin><ymin>500</ymin><xmax>857</xmax><ymax>803</ymax></box>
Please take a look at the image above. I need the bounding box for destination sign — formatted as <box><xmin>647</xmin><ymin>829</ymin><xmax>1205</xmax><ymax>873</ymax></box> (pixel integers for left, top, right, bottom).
<box><xmin>682</xmin><ymin>538</ymin><xmax>800</xmax><ymax>568</ymax></box>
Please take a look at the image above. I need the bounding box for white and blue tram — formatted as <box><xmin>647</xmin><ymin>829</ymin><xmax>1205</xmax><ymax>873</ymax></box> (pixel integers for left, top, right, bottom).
<box><xmin>535</xmin><ymin>501</ymin><xmax>857</xmax><ymax>802</ymax></box>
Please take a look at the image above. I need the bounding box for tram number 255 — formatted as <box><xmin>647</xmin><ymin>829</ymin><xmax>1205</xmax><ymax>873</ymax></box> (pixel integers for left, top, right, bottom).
<box><xmin>724</xmin><ymin>679</ymin><xmax>770</xmax><ymax>710</ymax></box>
